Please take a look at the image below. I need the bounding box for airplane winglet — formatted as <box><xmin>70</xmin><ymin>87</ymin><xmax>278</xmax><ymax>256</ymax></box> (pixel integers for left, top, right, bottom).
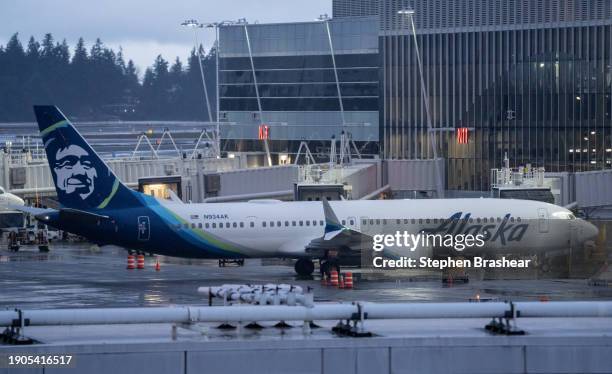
<box><xmin>321</xmin><ymin>199</ymin><xmax>344</xmax><ymax>234</ymax></box>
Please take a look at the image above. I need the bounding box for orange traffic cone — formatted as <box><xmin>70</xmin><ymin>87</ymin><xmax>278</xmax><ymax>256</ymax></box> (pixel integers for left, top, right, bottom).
<box><xmin>137</xmin><ymin>254</ymin><xmax>145</xmax><ymax>270</ymax></box>
<box><xmin>155</xmin><ymin>260</ymin><xmax>161</xmax><ymax>272</ymax></box>
<box><xmin>127</xmin><ymin>255</ymin><xmax>135</xmax><ymax>270</ymax></box>
<box><xmin>344</xmin><ymin>272</ymin><xmax>353</xmax><ymax>289</ymax></box>
<box><xmin>330</xmin><ymin>270</ymin><xmax>339</xmax><ymax>287</ymax></box>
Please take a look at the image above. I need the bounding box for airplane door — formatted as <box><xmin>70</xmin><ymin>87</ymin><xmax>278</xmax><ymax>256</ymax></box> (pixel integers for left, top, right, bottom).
<box><xmin>138</xmin><ymin>216</ymin><xmax>150</xmax><ymax>241</ymax></box>
<box><xmin>537</xmin><ymin>208</ymin><xmax>549</xmax><ymax>233</ymax></box>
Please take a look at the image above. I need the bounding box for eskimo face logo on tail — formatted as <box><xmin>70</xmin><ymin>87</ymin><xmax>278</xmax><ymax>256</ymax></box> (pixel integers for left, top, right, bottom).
<box><xmin>52</xmin><ymin>144</ymin><xmax>97</xmax><ymax>200</ymax></box>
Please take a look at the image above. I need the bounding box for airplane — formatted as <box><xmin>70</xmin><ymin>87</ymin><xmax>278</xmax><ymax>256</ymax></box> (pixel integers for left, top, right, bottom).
<box><xmin>14</xmin><ymin>105</ymin><xmax>599</xmax><ymax>276</ymax></box>
<box><xmin>0</xmin><ymin>186</ymin><xmax>25</xmax><ymax>210</ymax></box>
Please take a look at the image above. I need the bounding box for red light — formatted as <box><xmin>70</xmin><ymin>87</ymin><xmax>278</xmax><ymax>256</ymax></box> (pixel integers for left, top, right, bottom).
<box><xmin>457</xmin><ymin>127</ymin><xmax>469</xmax><ymax>144</ymax></box>
<box><xmin>258</xmin><ymin>124</ymin><xmax>270</xmax><ymax>140</ymax></box>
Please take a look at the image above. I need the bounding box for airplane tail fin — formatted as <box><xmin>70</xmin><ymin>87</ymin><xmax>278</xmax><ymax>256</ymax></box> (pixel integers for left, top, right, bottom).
<box><xmin>33</xmin><ymin>105</ymin><xmax>140</xmax><ymax>211</ymax></box>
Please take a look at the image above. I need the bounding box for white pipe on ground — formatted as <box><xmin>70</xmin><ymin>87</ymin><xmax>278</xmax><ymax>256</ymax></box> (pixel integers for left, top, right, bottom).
<box><xmin>2</xmin><ymin>301</ymin><xmax>612</xmax><ymax>327</ymax></box>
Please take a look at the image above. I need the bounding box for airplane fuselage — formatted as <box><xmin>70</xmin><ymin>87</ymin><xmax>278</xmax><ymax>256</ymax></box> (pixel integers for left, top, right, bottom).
<box><xmin>43</xmin><ymin>196</ymin><xmax>596</xmax><ymax>261</ymax></box>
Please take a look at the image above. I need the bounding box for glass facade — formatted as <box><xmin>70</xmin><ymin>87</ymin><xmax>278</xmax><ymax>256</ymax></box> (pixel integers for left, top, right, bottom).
<box><xmin>218</xmin><ymin>17</ymin><xmax>380</xmax><ymax>156</ymax></box>
<box><xmin>335</xmin><ymin>0</ymin><xmax>612</xmax><ymax>190</ymax></box>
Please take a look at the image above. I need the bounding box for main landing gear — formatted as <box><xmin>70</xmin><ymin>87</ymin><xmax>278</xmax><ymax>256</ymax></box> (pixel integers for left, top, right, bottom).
<box><xmin>294</xmin><ymin>258</ymin><xmax>315</xmax><ymax>276</ymax></box>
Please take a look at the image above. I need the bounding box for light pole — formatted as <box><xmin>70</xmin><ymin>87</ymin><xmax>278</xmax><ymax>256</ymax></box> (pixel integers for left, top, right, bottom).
<box><xmin>398</xmin><ymin>9</ymin><xmax>444</xmax><ymax>198</ymax></box>
<box><xmin>181</xmin><ymin>19</ymin><xmax>213</xmax><ymax>124</ymax></box>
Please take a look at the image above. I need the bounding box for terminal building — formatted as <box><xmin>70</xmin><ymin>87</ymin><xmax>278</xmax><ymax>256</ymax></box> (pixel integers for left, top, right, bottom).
<box><xmin>218</xmin><ymin>0</ymin><xmax>612</xmax><ymax>191</ymax></box>
<box><xmin>217</xmin><ymin>17</ymin><xmax>380</xmax><ymax>161</ymax></box>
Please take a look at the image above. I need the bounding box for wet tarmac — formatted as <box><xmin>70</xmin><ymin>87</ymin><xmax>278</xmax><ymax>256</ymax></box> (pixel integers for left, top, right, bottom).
<box><xmin>1</xmin><ymin>243</ymin><xmax>611</xmax><ymax>309</ymax></box>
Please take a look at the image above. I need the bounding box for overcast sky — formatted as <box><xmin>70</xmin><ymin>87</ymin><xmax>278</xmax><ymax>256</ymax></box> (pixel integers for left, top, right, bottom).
<box><xmin>1</xmin><ymin>0</ymin><xmax>332</xmax><ymax>75</ymax></box>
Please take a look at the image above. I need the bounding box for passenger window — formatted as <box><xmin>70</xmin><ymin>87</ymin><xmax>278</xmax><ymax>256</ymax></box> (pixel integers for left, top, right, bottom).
<box><xmin>497</xmin><ymin>217</ymin><xmax>501</xmax><ymax>222</ymax></box>
<box><xmin>277</xmin><ymin>221</ymin><xmax>281</xmax><ymax>227</ymax></box>
<box><xmin>469</xmin><ymin>218</ymin><xmax>474</xmax><ymax>223</ymax></box>
<box><xmin>292</xmin><ymin>221</ymin><xmax>296</xmax><ymax>226</ymax></box>
<box><xmin>369</xmin><ymin>219</ymin><xmax>374</xmax><ymax>225</ymax></box>
<box><xmin>240</xmin><ymin>222</ymin><xmax>244</xmax><ymax>228</ymax></box>
<box><xmin>382</xmin><ymin>219</ymin><xmax>387</xmax><ymax>225</ymax></box>
<box><xmin>510</xmin><ymin>217</ymin><xmax>515</xmax><ymax>223</ymax></box>
<box><xmin>375</xmin><ymin>219</ymin><xmax>380</xmax><ymax>225</ymax></box>
<box><xmin>299</xmin><ymin>221</ymin><xmax>303</xmax><ymax>226</ymax></box>
<box><xmin>426</xmin><ymin>219</ymin><xmax>430</xmax><ymax>224</ymax></box>
<box><xmin>433</xmin><ymin>219</ymin><xmax>438</xmax><ymax>224</ymax></box>
<box><xmin>362</xmin><ymin>220</ymin><xmax>367</xmax><ymax>225</ymax></box>
<box><xmin>418</xmin><ymin>219</ymin><xmax>423</xmax><ymax>224</ymax></box>
<box><xmin>349</xmin><ymin>220</ymin><xmax>354</xmax><ymax>225</ymax></box>
<box><xmin>285</xmin><ymin>221</ymin><xmax>289</xmax><ymax>226</ymax></box>
<box><xmin>517</xmin><ymin>217</ymin><xmax>521</xmax><ymax>222</ymax></box>
<box><xmin>342</xmin><ymin>220</ymin><xmax>346</xmax><ymax>225</ymax></box>
<box><xmin>198</xmin><ymin>223</ymin><xmax>202</xmax><ymax>229</ymax></box>
<box><xmin>205</xmin><ymin>223</ymin><xmax>210</xmax><ymax>229</ymax></box>
<box><xmin>320</xmin><ymin>220</ymin><xmax>324</xmax><ymax>226</ymax></box>
<box><xmin>233</xmin><ymin>222</ymin><xmax>237</xmax><ymax>228</ymax></box>
<box><xmin>212</xmin><ymin>223</ymin><xmax>217</xmax><ymax>228</ymax></box>
<box><xmin>306</xmin><ymin>221</ymin><xmax>310</xmax><ymax>226</ymax></box>
<box><xmin>270</xmin><ymin>221</ymin><xmax>275</xmax><ymax>227</ymax></box>
<box><xmin>396</xmin><ymin>219</ymin><xmax>400</xmax><ymax>225</ymax></box>
<box><xmin>476</xmin><ymin>218</ymin><xmax>481</xmax><ymax>223</ymax></box>
<box><xmin>226</xmin><ymin>222</ymin><xmax>230</xmax><ymax>228</ymax></box>
<box><xmin>250</xmin><ymin>222</ymin><xmax>254</xmax><ymax>228</ymax></box>
<box><xmin>262</xmin><ymin>222</ymin><xmax>266</xmax><ymax>227</ymax></box>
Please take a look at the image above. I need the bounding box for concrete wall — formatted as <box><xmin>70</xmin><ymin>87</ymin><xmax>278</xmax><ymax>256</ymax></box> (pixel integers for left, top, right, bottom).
<box><xmin>2</xmin><ymin>335</ymin><xmax>611</xmax><ymax>374</ymax></box>
<box><xmin>215</xmin><ymin>165</ymin><xmax>299</xmax><ymax>197</ymax></box>
<box><xmin>384</xmin><ymin>159</ymin><xmax>445</xmax><ymax>192</ymax></box>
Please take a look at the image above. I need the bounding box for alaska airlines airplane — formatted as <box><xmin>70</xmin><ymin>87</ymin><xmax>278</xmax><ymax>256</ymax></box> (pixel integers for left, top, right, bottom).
<box><xmin>16</xmin><ymin>106</ymin><xmax>598</xmax><ymax>276</ymax></box>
